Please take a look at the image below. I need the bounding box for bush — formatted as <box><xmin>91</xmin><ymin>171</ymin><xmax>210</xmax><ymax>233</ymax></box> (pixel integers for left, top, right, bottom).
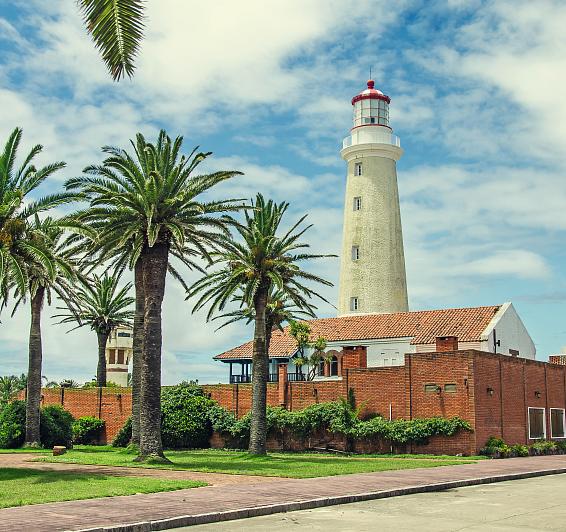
<box><xmin>161</xmin><ymin>384</ymin><xmax>215</xmax><ymax>449</ymax></box>
<box><xmin>530</xmin><ymin>440</ymin><xmax>556</xmax><ymax>455</ymax></box>
<box><xmin>112</xmin><ymin>417</ymin><xmax>132</xmax><ymax>447</ymax></box>
<box><xmin>0</xmin><ymin>401</ymin><xmax>26</xmax><ymax>448</ymax></box>
<box><xmin>72</xmin><ymin>416</ymin><xmax>105</xmax><ymax>444</ymax></box>
<box><xmin>40</xmin><ymin>405</ymin><xmax>74</xmax><ymax>448</ymax></box>
<box><xmin>0</xmin><ymin>402</ymin><xmax>74</xmax><ymax>449</ymax></box>
<box><xmin>510</xmin><ymin>444</ymin><xmax>529</xmax><ymax>457</ymax></box>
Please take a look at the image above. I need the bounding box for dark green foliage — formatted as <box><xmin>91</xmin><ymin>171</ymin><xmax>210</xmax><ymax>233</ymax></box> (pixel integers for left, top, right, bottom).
<box><xmin>0</xmin><ymin>401</ymin><xmax>26</xmax><ymax>448</ymax></box>
<box><xmin>72</xmin><ymin>416</ymin><xmax>105</xmax><ymax>444</ymax></box>
<box><xmin>211</xmin><ymin>400</ymin><xmax>472</xmax><ymax>448</ymax></box>
<box><xmin>112</xmin><ymin>417</ymin><xmax>132</xmax><ymax>447</ymax></box>
<box><xmin>40</xmin><ymin>405</ymin><xmax>74</xmax><ymax>448</ymax></box>
<box><xmin>0</xmin><ymin>402</ymin><xmax>74</xmax><ymax>449</ymax></box>
<box><xmin>161</xmin><ymin>384</ymin><xmax>214</xmax><ymax>449</ymax></box>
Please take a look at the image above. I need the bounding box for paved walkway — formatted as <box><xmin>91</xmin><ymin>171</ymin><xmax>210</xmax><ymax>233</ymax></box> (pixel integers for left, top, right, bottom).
<box><xmin>0</xmin><ymin>453</ymin><xmax>279</xmax><ymax>486</ymax></box>
<box><xmin>1</xmin><ymin>455</ymin><xmax>566</xmax><ymax>531</ymax></box>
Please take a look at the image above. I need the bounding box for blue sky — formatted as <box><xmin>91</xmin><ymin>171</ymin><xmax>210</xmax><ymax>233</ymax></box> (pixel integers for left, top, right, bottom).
<box><xmin>1</xmin><ymin>0</ymin><xmax>565</xmax><ymax>384</ymax></box>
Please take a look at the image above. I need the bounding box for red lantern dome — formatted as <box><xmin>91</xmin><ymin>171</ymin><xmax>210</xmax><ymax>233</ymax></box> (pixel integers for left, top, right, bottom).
<box><xmin>351</xmin><ymin>80</ymin><xmax>390</xmax><ymax>129</ymax></box>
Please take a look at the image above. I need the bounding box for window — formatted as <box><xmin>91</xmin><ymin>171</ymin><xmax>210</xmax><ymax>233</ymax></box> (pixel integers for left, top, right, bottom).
<box><xmin>108</xmin><ymin>349</ymin><xmax>116</xmax><ymax>365</ymax></box>
<box><xmin>117</xmin><ymin>332</ymin><xmax>131</xmax><ymax>338</ymax></box>
<box><xmin>318</xmin><ymin>360</ymin><xmax>325</xmax><ymax>376</ymax></box>
<box><xmin>444</xmin><ymin>383</ymin><xmax>457</xmax><ymax>393</ymax></box>
<box><xmin>425</xmin><ymin>384</ymin><xmax>439</xmax><ymax>393</ymax></box>
<box><xmin>350</xmin><ymin>297</ymin><xmax>359</xmax><ymax>311</ymax></box>
<box><xmin>329</xmin><ymin>356</ymin><xmax>339</xmax><ymax>376</ymax></box>
<box><xmin>117</xmin><ymin>349</ymin><xmax>125</xmax><ymax>365</ymax></box>
<box><xmin>551</xmin><ymin>408</ymin><xmax>565</xmax><ymax>438</ymax></box>
<box><xmin>391</xmin><ymin>358</ymin><xmax>397</xmax><ymax>365</ymax></box>
<box><xmin>351</xmin><ymin>245</ymin><xmax>360</xmax><ymax>261</ymax></box>
<box><xmin>354</xmin><ymin>162</ymin><xmax>362</xmax><ymax>176</ymax></box>
<box><xmin>528</xmin><ymin>407</ymin><xmax>546</xmax><ymax>439</ymax></box>
<box><xmin>383</xmin><ymin>359</ymin><xmax>389</xmax><ymax>366</ymax></box>
<box><xmin>353</xmin><ymin>196</ymin><xmax>362</xmax><ymax>211</ymax></box>
<box><xmin>509</xmin><ymin>349</ymin><xmax>519</xmax><ymax>357</ymax></box>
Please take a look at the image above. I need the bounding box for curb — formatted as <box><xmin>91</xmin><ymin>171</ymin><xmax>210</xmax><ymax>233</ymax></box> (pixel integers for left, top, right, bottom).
<box><xmin>70</xmin><ymin>467</ymin><xmax>566</xmax><ymax>532</ymax></box>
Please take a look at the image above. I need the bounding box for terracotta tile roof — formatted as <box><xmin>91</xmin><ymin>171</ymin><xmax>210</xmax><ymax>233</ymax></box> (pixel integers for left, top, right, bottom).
<box><xmin>214</xmin><ymin>305</ymin><xmax>501</xmax><ymax>360</ymax></box>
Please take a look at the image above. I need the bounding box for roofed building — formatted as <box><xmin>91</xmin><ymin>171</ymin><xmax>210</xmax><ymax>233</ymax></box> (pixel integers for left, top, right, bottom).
<box><xmin>215</xmin><ymin>302</ymin><xmax>535</xmax><ymax>383</ymax></box>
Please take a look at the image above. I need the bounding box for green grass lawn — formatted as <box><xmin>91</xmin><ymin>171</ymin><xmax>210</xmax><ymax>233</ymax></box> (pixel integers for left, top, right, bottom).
<box><xmin>0</xmin><ymin>448</ymin><xmax>51</xmax><ymax>453</ymax></box>
<box><xmin>36</xmin><ymin>446</ymin><xmax>480</xmax><ymax>479</ymax></box>
<box><xmin>0</xmin><ymin>468</ymin><xmax>206</xmax><ymax>508</ymax></box>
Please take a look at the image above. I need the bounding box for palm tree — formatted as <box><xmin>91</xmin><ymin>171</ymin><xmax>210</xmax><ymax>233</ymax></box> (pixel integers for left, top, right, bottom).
<box><xmin>54</xmin><ymin>273</ymin><xmax>135</xmax><ymax>386</ymax></box>
<box><xmin>78</xmin><ymin>0</ymin><xmax>145</xmax><ymax>81</ymax></box>
<box><xmin>65</xmin><ymin>130</ymin><xmax>242</xmax><ymax>461</ymax></box>
<box><xmin>188</xmin><ymin>194</ymin><xmax>335</xmax><ymax>455</ymax></box>
<box><xmin>0</xmin><ymin>375</ymin><xmax>26</xmax><ymax>406</ymax></box>
<box><xmin>0</xmin><ymin>128</ymin><xmax>73</xmax><ymax>304</ymax></box>
<box><xmin>11</xmin><ymin>217</ymin><xmax>79</xmax><ymax>446</ymax></box>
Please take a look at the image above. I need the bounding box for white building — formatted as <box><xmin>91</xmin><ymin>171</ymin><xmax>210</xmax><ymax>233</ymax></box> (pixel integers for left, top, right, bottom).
<box><xmin>105</xmin><ymin>325</ymin><xmax>133</xmax><ymax>386</ymax></box>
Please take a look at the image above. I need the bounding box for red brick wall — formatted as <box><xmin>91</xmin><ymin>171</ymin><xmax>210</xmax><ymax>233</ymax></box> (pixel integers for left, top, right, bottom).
<box><xmin>33</xmin><ymin>350</ymin><xmax>566</xmax><ymax>455</ymax></box>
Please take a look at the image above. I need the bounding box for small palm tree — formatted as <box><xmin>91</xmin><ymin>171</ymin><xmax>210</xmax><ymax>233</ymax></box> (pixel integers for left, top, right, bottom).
<box><xmin>55</xmin><ymin>273</ymin><xmax>135</xmax><ymax>387</ymax></box>
<box><xmin>188</xmin><ymin>193</ymin><xmax>335</xmax><ymax>455</ymax></box>
<box><xmin>0</xmin><ymin>375</ymin><xmax>25</xmax><ymax>406</ymax></box>
<box><xmin>66</xmin><ymin>130</ymin><xmax>243</xmax><ymax>461</ymax></box>
<box><xmin>78</xmin><ymin>0</ymin><xmax>145</xmax><ymax>81</ymax></box>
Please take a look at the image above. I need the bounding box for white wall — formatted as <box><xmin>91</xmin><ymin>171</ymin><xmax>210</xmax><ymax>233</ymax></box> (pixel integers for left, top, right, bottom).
<box><xmin>480</xmin><ymin>302</ymin><xmax>536</xmax><ymax>360</ymax></box>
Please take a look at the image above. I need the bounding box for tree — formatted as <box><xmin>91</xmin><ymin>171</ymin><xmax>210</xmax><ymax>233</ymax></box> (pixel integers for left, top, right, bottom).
<box><xmin>0</xmin><ymin>374</ymin><xmax>26</xmax><ymax>406</ymax></box>
<box><xmin>288</xmin><ymin>320</ymin><xmax>328</xmax><ymax>380</ymax></box>
<box><xmin>78</xmin><ymin>0</ymin><xmax>145</xmax><ymax>81</ymax></box>
<box><xmin>188</xmin><ymin>193</ymin><xmax>335</xmax><ymax>455</ymax></box>
<box><xmin>66</xmin><ymin>130</ymin><xmax>242</xmax><ymax>461</ymax></box>
<box><xmin>0</xmin><ymin>128</ymin><xmax>79</xmax><ymax>447</ymax></box>
<box><xmin>54</xmin><ymin>273</ymin><xmax>135</xmax><ymax>386</ymax></box>
<box><xmin>11</xmin><ymin>217</ymin><xmax>79</xmax><ymax>446</ymax></box>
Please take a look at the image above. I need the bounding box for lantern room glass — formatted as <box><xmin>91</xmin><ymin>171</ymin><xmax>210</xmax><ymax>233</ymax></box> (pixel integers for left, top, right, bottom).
<box><xmin>352</xmin><ymin>99</ymin><xmax>389</xmax><ymax>128</ymax></box>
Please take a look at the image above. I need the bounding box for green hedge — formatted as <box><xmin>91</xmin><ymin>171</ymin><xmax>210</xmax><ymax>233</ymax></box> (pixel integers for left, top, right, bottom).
<box><xmin>0</xmin><ymin>401</ymin><xmax>74</xmax><ymax>449</ymax></box>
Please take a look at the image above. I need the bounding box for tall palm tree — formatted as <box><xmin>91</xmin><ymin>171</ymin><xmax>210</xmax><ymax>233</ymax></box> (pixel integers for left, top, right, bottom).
<box><xmin>188</xmin><ymin>194</ymin><xmax>335</xmax><ymax>455</ymax></box>
<box><xmin>78</xmin><ymin>0</ymin><xmax>145</xmax><ymax>81</ymax></box>
<box><xmin>11</xmin><ymin>217</ymin><xmax>79</xmax><ymax>446</ymax></box>
<box><xmin>66</xmin><ymin>130</ymin><xmax>242</xmax><ymax>461</ymax></box>
<box><xmin>54</xmin><ymin>273</ymin><xmax>135</xmax><ymax>387</ymax></box>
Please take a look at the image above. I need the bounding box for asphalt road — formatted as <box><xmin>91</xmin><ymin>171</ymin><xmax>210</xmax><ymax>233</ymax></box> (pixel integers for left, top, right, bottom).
<box><xmin>181</xmin><ymin>473</ymin><xmax>566</xmax><ymax>531</ymax></box>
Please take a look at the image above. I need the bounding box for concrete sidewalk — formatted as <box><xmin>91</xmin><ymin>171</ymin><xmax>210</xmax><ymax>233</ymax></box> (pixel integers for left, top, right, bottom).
<box><xmin>1</xmin><ymin>455</ymin><xmax>566</xmax><ymax>532</ymax></box>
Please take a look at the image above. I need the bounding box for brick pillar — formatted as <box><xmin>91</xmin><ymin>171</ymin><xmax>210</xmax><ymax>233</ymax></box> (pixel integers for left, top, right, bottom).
<box><xmin>435</xmin><ymin>336</ymin><xmax>458</xmax><ymax>352</ymax></box>
<box><xmin>278</xmin><ymin>364</ymin><xmax>288</xmax><ymax>407</ymax></box>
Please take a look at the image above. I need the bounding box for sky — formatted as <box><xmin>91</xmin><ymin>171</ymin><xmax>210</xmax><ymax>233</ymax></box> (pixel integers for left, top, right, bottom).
<box><xmin>1</xmin><ymin>0</ymin><xmax>565</xmax><ymax>384</ymax></box>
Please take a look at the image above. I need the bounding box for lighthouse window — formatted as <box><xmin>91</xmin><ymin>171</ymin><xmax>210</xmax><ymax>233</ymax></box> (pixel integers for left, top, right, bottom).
<box><xmin>351</xmin><ymin>246</ymin><xmax>360</xmax><ymax>261</ymax></box>
<box><xmin>353</xmin><ymin>197</ymin><xmax>362</xmax><ymax>211</ymax></box>
<box><xmin>350</xmin><ymin>297</ymin><xmax>359</xmax><ymax>311</ymax></box>
<box><xmin>354</xmin><ymin>163</ymin><xmax>362</xmax><ymax>176</ymax></box>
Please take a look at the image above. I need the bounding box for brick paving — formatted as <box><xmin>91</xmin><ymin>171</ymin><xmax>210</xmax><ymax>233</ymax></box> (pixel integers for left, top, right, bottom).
<box><xmin>1</xmin><ymin>455</ymin><xmax>566</xmax><ymax>531</ymax></box>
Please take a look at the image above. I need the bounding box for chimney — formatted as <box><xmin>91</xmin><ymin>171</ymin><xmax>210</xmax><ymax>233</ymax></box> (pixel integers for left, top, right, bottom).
<box><xmin>436</xmin><ymin>336</ymin><xmax>459</xmax><ymax>352</ymax></box>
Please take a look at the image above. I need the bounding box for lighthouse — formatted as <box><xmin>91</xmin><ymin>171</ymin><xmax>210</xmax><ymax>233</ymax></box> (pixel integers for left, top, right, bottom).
<box><xmin>337</xmin><ymin>80</ymin><xmax>409</xmax><ymax>316</ymax></box>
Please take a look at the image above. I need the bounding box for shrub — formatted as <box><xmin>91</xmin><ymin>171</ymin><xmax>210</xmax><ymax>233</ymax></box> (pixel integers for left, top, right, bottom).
<box><xmin>0</xmin><ymin>401</ymin><xmax>26</xmax><ymax>448</ymax></box>
<box><xmin>72</xmin><ymin>416</ymin><xmax>105</xmax><ymax>444</ymax></box>
<box><xmin>40</xmin><ymin>405</ymin><xmax>74</xmax><ymax>448</ymax></box>
<box><xmin>161</xmin><ymin>384</ymin><xmax>215</xmax><ymax>449</ymax></box>
<box><xmin>0</xmin><ymin>402</ymin><xmax>74</xmax><ymax>449</ymax></box>
<box><xmin>510</xmin><ymin>444</ymin><xmax>529</xmax><ymax>457</ymax></box>
<box><xmin>112</xmin><ymin>417</ymin><xmax>132</xmax><ymax>447</ymax></box>
<box><xmin>530</xmin><ymin>440</ymin><xmax>556</xmax><ymax>455</ymax></box>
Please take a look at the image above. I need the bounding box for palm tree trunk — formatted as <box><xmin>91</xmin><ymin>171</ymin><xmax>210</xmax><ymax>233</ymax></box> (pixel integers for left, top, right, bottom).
<box><xmin>136</xmin><ymin>242</ymin><xmax>169</xmax><ymax>462</ymax></box>
<box><xmin>96</xmin><ymin>330</ymin><xmax>109</xmax><ymax>387</ymax></box>
<box><xmin>249</xmin><ymin>285</ymin><xmax>269</xmax><ymax>455</ymax></box>
<box><xmin>25</xmin><ymin>286</ymin><xmax>45</xmax><ymax>447</ymax></box>
<box><xmin>131</xmin><ymin>258</ymin><xmax>144</xmax><ymax>446</ymax></box>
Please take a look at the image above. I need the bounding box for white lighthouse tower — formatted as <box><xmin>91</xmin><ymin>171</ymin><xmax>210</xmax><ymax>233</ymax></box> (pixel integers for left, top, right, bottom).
<box><xmin>337</xmin><ymin>80</ymin><xmax>409</xmax><ymax>316</ymax></box>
